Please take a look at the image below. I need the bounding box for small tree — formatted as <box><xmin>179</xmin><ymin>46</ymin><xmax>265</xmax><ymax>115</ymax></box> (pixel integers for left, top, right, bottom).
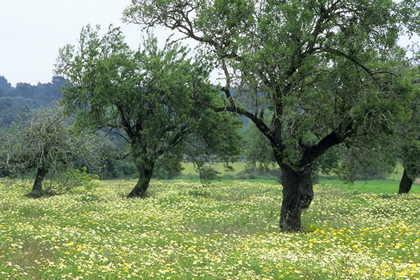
<box><xmin>55</xmin><ymin>25</ymin><xmax>241</xmax><ymax>198</ymax></box>
<box><xmin>0</xmin><ymin>105</ymin><xmax>102</xmax><ymax>197</ymax></box>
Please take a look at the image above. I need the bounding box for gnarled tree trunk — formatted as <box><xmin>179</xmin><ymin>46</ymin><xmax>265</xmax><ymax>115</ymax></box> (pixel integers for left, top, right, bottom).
<box><xmin>31</xmin><ymin>167</ymin><xmax>48</xmax><ymax>197</ymax></box>
<box><xmin>279</xmin><ymin>164</ymin><xmax>314</xmax><ymax>232</ymax></box>
<box><xmin>127</xmin><ymin>161</ymin><xmax>155</xmax><ymax>198</ymax></box>
<box><xmin>398</xmin><ymin>168</ymin><xmax>413</xmax><ymax>194</ymax></box>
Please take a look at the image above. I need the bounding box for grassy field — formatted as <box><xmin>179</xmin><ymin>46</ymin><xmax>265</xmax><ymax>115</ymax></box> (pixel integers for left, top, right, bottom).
<box><xmin>0</xmin><ymin>178</ymin><xmax>419</xmax><ymax>279</ymax></box>
<box><xmin>179</xmin><ymin>162</ymin><xmax>248</xmax><ymax>177</ymax></box>
<box><xmin>180</xmin><ymin>162</ymin><xmax>406</xmax><ymax>179</ymax></box>
<box><xmin>180</xmin><ymin>162</ymin><xmax>418</xmax><ymax>195</ymax></box>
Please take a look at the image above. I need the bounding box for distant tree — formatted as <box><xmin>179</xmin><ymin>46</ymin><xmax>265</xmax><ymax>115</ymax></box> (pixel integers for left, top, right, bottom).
<box><xmin>125</xmin><ymin>0</ymin><xmax>420</xmax><ymax>231</ymax></box>
<box><xmin>35</xmin><ymin>76</ymin><xmax>65</xmax><ymax>104</ymax></box>
<box><xmin>0</xmin><ymin>96</ymin><xmax>35</xmax><ymax>127</ymax></box>
<box><xmin>0</xmin><ymin>76</ymin><xmax>12</xmax><ymax>95</ymax></box>
<box><xmin>184</xmin><ymin>112</ymin><xmax>242</xmax><ymax>183</ymax></box>
<box><xmin>0</xmin><ymin>77</ymin><xmax>66</xmax><ymax>128</ymax></box>
<box><xmin>243</xmin><ymin>122</ymin><xmax>277</xmax><ymax>173</ymax></box>
<box><xmin>333</xmin><ymin>144</ymin><xmax>396</xmax><ymax>182</ymax></box>
<box><xmin>55</xmin><ymin>25</ymin><xmax>241</xmax><ymax>198</ymax></box>
<box><xmin>10</xmin><ymin>83</ymin><xmax>37</xmax><ymax>99</ymax></box>
<box><xmin>0</xmin><ymin>105</ymin><xmax>102</xmax><ymax>197</ymax></box>
<box><xmin>96</xmin><ymin>131</ymin><xmax>135</xmax><ymax>179</ymax></box>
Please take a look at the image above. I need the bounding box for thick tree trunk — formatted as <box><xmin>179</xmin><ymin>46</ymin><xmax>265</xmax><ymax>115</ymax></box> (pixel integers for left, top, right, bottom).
<box><xmin>398</xmin><ymin>168</ymin><xmax>413</xmax><ymax>194</ymax></box>
<box><xmin>127</xmin><ymin>162</ymin><xmax>155</xmax><ymax>198</ymax></box>
<box><xmin>31</xmin><ymin>167</ymin><xmax>48</xmax><ymax>197</ymax></box>
<box><xmin>279</xmin><ymin>164</ymin><xmax>314</xmax><ymax>232</ymax></box>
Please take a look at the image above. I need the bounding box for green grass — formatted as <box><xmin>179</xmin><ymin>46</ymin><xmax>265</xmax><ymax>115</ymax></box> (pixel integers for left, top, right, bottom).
<box><xmin>181</xmin><ymin>162</ymin><xmax>418</xmax><ymax>195</ymax></box>
<box><xmin>0</xmin><ymin>179</ymin><xmax>419</xmax><ymax>279</ymax></box>
<box><xmin>180</xmin><ymin>162</ymin><xmax>248</xmax><ymax>176</ymax></box>
<box><xmin>319</xmin><ymin>161</ymin><xmax>418</xmax><ymax>194</ymax></box>
<box><xmin>319</xmin><ymin>178</ymin><xmax>414</xmax><ymax>194</ymax></box>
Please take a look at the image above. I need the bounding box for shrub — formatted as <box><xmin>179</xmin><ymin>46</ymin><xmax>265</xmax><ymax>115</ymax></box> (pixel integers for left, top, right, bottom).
<box><xmin>43</xmin><ymin>167</ymin><xmax>100</xmax><ymax>195</ymax></box>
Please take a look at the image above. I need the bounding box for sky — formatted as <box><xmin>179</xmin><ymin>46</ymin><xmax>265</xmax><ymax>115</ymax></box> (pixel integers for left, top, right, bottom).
<box><xmin>1</xmin><ymin>1</ymin><xmax>418</xmax><ymax>87</ymax></box>
<box><xmin>0</xmin><ymin>0</ymin><xmax>151</xmax><ymax>86</ymax></box>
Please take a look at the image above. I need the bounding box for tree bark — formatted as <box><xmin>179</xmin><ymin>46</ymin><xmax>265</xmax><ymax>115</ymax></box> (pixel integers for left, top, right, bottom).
<box><xmin>127</xmin><ymin>162</ymin><xmax>155</xmax><ymax>198</ymax></box>
<box><xmin>279</xmin><ymin>164</ymin><xmax>314</xmax><ymax>232</ymax></box>
<box><xmin>31</xmin><ymin>167</ymin><xmax>48</xmax><ymax>197</ymax></box>
<box><xmin>398</xmin><ymin>168</ymin><xmax>413</xmax><ymax>194</ymax></box>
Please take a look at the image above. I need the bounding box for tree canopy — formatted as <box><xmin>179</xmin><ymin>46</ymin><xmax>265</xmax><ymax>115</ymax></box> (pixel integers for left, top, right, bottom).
<box><xmin>56</xmin><ymin>25</ymin><xmax>241</xmax><ymax>197</ymax></box>
<box><xmin>124</xmin><ymin>0</ymin><xmax>420</xmax><ymax>231</ymax></box>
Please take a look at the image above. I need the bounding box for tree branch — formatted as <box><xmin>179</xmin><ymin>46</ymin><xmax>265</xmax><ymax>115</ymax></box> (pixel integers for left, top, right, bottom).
<box><xmin>302</xmin><ymin>122</ymin><xmax>354</xmax><ymax>165</ymax></box>
<box><xmin>193</xmin><ymin>96</ymin><xmax>274</xmax><ymax>144</ymax></box>
<box><xmin>323</xmin><ymin>48</ymin><xmax>374</xmax><ymax>75</ymax></box>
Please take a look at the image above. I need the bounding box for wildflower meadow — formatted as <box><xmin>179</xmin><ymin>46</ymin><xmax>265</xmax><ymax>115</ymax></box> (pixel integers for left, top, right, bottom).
<box><xmin>0</xmin><ymin>179</ymin><xmax>419</xmax><ymax>279</ymax></box>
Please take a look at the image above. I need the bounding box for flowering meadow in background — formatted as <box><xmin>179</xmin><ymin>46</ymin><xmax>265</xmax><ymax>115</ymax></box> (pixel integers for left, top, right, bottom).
<box><xmin>0</xmin><ymin>179</ymin><xmax>419</xmax><ymax>279</ymax></box>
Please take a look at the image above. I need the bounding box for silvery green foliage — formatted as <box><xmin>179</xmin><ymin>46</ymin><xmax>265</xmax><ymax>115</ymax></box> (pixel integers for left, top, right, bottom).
<box><xmin>0</xmin><ymin>105</ymin><xmax>102</xmax><ymax>183</ymax></box>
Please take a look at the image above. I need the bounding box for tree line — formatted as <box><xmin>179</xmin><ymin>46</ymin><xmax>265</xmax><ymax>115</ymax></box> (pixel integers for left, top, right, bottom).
<box><xmin>0</xmin><ymin>0</ymin><xmax>419</xmax><ymax>232</ymax></box>
<box><xmin>0</xmin><ymin>76</ymin><xmax>65</xmax><ymax>126</ymax></box>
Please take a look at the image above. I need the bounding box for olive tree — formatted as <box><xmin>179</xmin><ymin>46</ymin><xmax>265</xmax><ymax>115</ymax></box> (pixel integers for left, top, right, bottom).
<box><xmin>124</xmin><ymin>0</ymin><xmax>420</xmax><ymax>231</ymax></box>
<box><xmin>55</xmin><ymin>25</ymin><xmax>241</xmax><ymax>198</ymax></box>
<box><xmin>0</xmin><ymin>105</ymin><xmax>102</xmax><ymax>197</ymax></box>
